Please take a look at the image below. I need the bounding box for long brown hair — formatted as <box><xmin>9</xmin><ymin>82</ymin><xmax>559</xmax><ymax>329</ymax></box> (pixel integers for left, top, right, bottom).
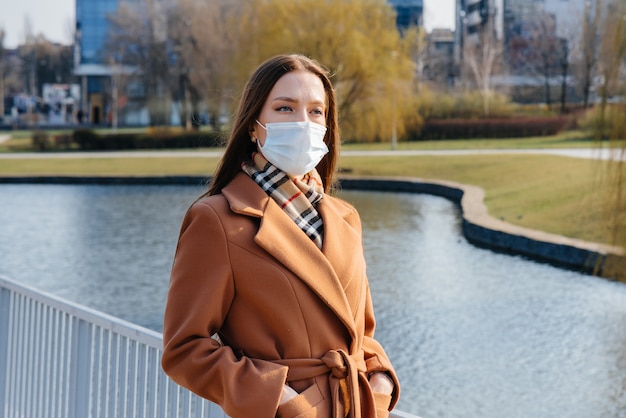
<box><xmin>207</xmin><ymin>54</ymin><xmax>340</xmax><ymax>195</ymax></box>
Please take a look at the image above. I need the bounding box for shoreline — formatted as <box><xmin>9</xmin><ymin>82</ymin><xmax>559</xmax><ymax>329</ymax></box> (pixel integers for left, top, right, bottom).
<box><xmin>339</xmin><ymin>176</ymin><xmax>623</xmax><ymax>280</ymax></box>
<box><xmin>1</xmin><ymin>174</ymin><xmax>622</xmax><ymax>280</ymax></box>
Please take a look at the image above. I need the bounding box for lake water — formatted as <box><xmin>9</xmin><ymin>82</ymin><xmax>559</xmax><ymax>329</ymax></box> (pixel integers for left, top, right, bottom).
<box><xmin>0</xmin><ymin>184</ymin><xmax>625</xmax><ymax>418</ymax></box>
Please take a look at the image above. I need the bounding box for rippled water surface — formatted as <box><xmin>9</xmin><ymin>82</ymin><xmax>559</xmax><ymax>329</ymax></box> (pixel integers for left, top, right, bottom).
<box><xmin>1</xmin><ymin>184</ymin><xmax>625</xmax><ymax>418</ymax></box>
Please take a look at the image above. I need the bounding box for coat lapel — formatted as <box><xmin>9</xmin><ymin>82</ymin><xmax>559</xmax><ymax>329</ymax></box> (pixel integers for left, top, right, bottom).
<box><xmin>317</xmin><ymin>198</ymin><xmax>364</xmax><ymax>310</ymax></box>
<box><xmin>223</xmin><ymin>174</ymin><xmax>357</xmax><ymax>340</ymax></box>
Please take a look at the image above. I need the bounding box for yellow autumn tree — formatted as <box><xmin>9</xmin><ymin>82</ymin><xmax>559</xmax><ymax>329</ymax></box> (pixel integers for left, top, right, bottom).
<box><xmin>595</xmin><ymin>0</ymin><xmax>626</xmax><ymax>280</ymax></box>
<box><xmin>231</xmin><ymin>0</ymin><xmax>419</xmax><ymax>143</ymax></box>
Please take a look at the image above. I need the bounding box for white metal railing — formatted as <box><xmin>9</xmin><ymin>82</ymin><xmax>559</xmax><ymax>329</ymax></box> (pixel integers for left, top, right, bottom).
<box><xmin>0</xmin><ymin>275</ymin><xmax>226</xmax><ymax>418</ymax></box>
<box><xmin>0</xmin><ymin>275</ymin><xmax>418</xmax><ymax>418</ymax></box>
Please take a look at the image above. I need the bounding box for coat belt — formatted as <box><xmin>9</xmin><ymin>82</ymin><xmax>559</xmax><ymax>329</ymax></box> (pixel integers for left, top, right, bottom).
<box><xmin>275</xmin><ymin>349</ymin><xmax>366</xmax><ymax>418</ymax></box>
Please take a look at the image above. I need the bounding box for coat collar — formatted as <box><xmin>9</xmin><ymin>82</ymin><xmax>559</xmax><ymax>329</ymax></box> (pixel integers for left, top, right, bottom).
<box><xmin>223</xmin><ymin>173</ymin><xmax>358</xmax><ymax>340</ymax></box>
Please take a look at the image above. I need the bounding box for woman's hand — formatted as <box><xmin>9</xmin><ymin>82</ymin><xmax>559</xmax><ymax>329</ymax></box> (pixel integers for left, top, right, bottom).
<box><xmin>369</xmin><ymin>372</ymin><xmax>394</xmax><ymax>395</ymax></box>
<box><xmin>279</xmin><ymin>385</ymin><xmax>299</xmax><ymax>405</ymax></box>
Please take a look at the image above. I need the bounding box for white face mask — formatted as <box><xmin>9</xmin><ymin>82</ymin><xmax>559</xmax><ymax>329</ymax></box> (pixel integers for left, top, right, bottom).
<box><xmin>256</xmin><ymin>120</ymin><xmax>329</xmax><ymax>176</ymax></box>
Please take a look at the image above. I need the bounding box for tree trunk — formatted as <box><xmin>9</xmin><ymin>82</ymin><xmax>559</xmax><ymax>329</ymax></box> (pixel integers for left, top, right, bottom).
<box><xmin>560</xmin><ymin>60</ymin><xmax>568</xmax><ymax>114</ymax></box>
<box><xmin>544</xmin><ymin>70</ymin><xmax>552</xmax><ymax>111</ymax></box>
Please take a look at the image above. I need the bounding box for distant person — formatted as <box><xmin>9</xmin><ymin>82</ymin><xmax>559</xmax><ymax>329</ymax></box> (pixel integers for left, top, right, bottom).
<box><xmin>161</xmin><ymin>54</ymin><xmax>400</xmax><ymax>417</ymax></box>
<box><xmin>11</xmin><ymin>106</ymin><xmax>19</xmax><ymax>128</ymax></box>
<box><xmin>76</xmin><ymin>109</ymin><xmax>84</xmax><ymax>124</ymax></box>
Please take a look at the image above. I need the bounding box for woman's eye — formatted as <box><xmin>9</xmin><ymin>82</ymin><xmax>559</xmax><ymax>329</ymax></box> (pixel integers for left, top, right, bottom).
<box><xmin>311</xmin><ymin>108</ymin><xmax>324</xmax><ymax>115</ymax></box>
<box><xmin>276</xmin><ymin>106</ymin><xmax>292</xmax><ymax>112</ymax></box>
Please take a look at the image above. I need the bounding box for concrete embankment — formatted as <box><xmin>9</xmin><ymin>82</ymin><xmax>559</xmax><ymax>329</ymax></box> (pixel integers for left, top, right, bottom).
<box><xmin>0</xmin><ymin>174</ymin><xmax>623</xmax><ymax>279</ymax></box>
<box><xmin>339</xmin><ymin>176</ymin><xmax>624</xmax><ymax>279</ymax></box>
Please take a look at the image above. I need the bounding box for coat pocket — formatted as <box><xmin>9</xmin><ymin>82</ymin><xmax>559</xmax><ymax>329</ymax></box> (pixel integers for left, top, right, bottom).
<box><xmin>276</xmin><ymin>382</ymin><xmax>324</xmax><ymax>418</ymax></box>
<box><xmin>372</xmin><ymin>391</ymin><xmax>392</xmax><ymax>418</ymax></box>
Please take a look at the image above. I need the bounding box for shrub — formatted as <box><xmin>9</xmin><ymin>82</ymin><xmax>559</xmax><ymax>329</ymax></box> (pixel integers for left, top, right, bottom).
<box><xmin>413</xmin><ymin>116</ymin><xmax>572</xmax><ymax>140</ymax></box>
<box><xmin>577</xmin><ymin>104</ymin><xmax>625</xmax><ymax>140</ymax></box>
<box><xmin>100</xmin><ymin>133</ymin><xmax>141</xmax><ymax>150</ymax></box>
<box><xmin>31</xmin><ymin>130</ymin><xmax>51</xmax><ymax>151</ymax></box>
<box><xmin>138</xmin><ymin>131</ymin><xmax>223</xmax><ymax>149</ymax></box>
<box><xmin>72</xmin><ymin>129</ymin><xmax>101</xmax><ymax>150</ymax></box>
<box><xmin>53</xmin><ymin>134</ymin><xmax>73</xmax><ymax>150</ymax></box>
<box><xmin>416</xmin><ymin>88</ymin><xmax>517</xmax><ymax>120</ymax></box>
<box><xmin>71</xmin><ymin>128</ymin><xmax>225</xmax><ymax>151</ymax></box>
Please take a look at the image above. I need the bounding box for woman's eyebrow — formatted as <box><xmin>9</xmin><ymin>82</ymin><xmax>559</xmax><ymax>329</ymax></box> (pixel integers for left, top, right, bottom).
<box><xmin>271</xmin><ymin>96</ymin><xmax>326</xmax><ymax>106</ymax></box>
<box><xmin>271</xmin><ymin>96</ymin><xmax>297</xmax><ymax>103</ymax></box>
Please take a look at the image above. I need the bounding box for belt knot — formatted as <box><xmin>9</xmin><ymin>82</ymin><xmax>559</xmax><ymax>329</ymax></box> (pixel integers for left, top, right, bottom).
<box><xmin>321</xmin><ymin>349</ymin><xmax>367</xmax><ymax>418</ymax></box>
<box><xmin>321</xmin><ymin>350</ymin><xmax>349</xmax><ymax>378</ymax></box>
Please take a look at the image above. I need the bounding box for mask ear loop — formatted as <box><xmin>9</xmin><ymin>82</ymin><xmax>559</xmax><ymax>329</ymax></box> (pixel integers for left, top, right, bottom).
<box><xmin>255</xmin><ymin>120</ymin><xmax>267</xmax><ymax>130</ymax></box>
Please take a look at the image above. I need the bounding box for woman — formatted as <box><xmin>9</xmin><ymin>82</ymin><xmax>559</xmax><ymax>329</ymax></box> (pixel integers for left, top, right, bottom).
<box><xmin>161</xmin><ymin>54</ymin><xmax>400</xmax><ymax>418</ymax></box>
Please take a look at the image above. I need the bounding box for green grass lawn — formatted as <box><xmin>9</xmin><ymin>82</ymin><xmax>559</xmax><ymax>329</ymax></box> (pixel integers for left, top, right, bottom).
<box><xmin>341</xmin><ymin>130</ymin><xmax>604</xmax><ymax>150</ymax></box>
<box><xmin>339</xmin><ymin>153</ymin><xmax>616</xmax><ymax>245</ymax></box>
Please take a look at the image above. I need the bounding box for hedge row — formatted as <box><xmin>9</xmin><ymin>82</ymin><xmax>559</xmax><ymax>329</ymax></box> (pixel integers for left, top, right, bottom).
<box><xmin>71</xmin><ymin>129</ymin><xmax>224</xmax><ymax>150</ymax></box>
<box><xmin>413</xmin><ymin>116</ymin><xmax>573</xmax><ymax>140</ymax></box>
<box><xmin>31</xmin><ymin>116</ymin><xmax>574</xmax><ymax>151</ymax></box>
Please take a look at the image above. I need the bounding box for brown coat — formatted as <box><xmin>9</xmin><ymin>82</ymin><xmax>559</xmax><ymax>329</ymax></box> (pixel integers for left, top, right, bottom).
<box><xmin>161</xmin><ymin>173</ymin><xmax>400</xmax><ymax>418</ymax></box>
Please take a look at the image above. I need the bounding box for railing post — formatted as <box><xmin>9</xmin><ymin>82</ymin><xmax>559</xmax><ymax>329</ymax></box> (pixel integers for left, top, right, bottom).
<box><xmin>0</xmin><ymin>287</ymin><xmax>11</xmax><ymax>418</ymax></box>
<box><xmin>69</xmin><ymin>317</ymin><xmax>92</xmax><ymax>418</ymax></box>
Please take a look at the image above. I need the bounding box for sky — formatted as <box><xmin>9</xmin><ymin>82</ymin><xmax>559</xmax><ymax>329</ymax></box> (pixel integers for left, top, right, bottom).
<box><xmin>1</xmin><ymin>0</ymin><xmax>455</xmax><ymax>49</ymax></box>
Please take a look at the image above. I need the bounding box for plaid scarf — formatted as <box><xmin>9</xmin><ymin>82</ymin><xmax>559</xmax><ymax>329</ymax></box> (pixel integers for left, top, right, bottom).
<box><xmin>242</xmin><ymin>153</ymin><xmax>325</xmax><ymax>249</ymax></box>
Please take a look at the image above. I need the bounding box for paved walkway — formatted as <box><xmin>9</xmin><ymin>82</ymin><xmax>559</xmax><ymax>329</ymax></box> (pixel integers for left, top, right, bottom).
<box><xmin>0</xmin><ymin>147</ymin><xmax>624</xmax><ymax>161</ymax></box>
<box><xmin>345</xmin><ymin>148</ymin><xmax>625</xmax><ymax>161</ymax></box>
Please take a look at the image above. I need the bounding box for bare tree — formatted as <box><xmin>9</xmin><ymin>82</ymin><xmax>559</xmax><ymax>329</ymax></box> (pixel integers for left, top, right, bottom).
<box><xmin>463</xmin><ymin>30</ymin><xmax>502</xmax><ymax>116</ymax></box>
<box><xmin>558</xmin><ymin>37</ymin><xmax>570</xmax><ymax>114</ymax></box>
<box><xmin>0</xmin><ymin>28</ymin><xmax>5</xmax><ymax>120</ymax></box>
<box><xmin>422</xmin><ymin>28</ymin><xmax>454</xmax><ymax>89</ymax></box>
<box><xmin>529</xmin><ymin>15</ymin><xmax>562</xmax><ymax>110</ymax></box>
<box><xmin>107</xmin><ymin>0</ymin><xmax>171</xmax><ymax>126</ymax></box>
<box><xmin>19</xmin><ymin>37</ymin><xmax>74</xmax><ymax>96</ymax></box>
<box><xmin>579</xmin><ymin>0</ymin><xmax>603</xmax><ymax>108</ymax></box>
<box><xmin>592</xmin><ymin>0</ymin><xmax>626</xmax><ymax>278</ymax></box>
<box><xmin>506</xmin><ymin>13</ymin><xmax>568</xmax><ymax>111</ymax></box>
<box><xmin>106</xmin><ymin>0</ymin><xmax>239</xmax><ymax>129</ymax></box>
<box><xmin>595</xmin><ymin>0</ymin><xmax>626</xmax><ymax>136</ymax></box>
<box><xmin>167</xmin><ymin>7</ymin><xmax>194</xmax><ymax>130</ymax></box>
<box><xmin>20</xmin><ymin>17</ymin><xmax>37</xmax><ymax>98</ymax></box>
<box><xmin>167</xmin><ymin>0</ymin><xmax>239</xmax><ymax>130</ymax></box>
<box><xmin>106</xmin><ymin>56</ymin><xmax>134</xmax><ymax>130</ymax></box>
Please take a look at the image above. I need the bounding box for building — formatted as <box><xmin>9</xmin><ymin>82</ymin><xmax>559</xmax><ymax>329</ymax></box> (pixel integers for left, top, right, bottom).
<box><xmin>453</xmin><ymin>0</ymin><xmax>591</xmax><ymax>102</ymax></box>
<box><xmin>74</xmin><ymin>0</ymin><xmax>120</xmax><ymax>125</ymax></box>
<box><xmin>502</xmin><ymin>0</ymin><xmax>585</xmax><ymax>63</ymax></box>
<box><xmin>74</xmin><ymin>0</ymin><xmax>149</xmax><ymax>126</ymax></box>
<box><xmin>424</xmin><ymin>28</ymin><xmax>456</xmax><ymax>87</ymax></box>
<box><xmin>388</xmin><ymin>0</ymin><xmax>424</xmax><ymax>30</ymax></box>
<box><xmin>455</xmin><ymin>0</ymin><xmax>504</xmax><ymax>42</ymax></box>
<box><xmin>504</xmin><ymin>0</ymin><xmax>590</xmax><ymax>48</ymax></box>
<box><xmin>501</xmin><ymin>0</ymin><xmax>588</xmax><ymax>102</ymax></box>
<box><xmin>453</xmin><ymin>0</ymin><xmax>503</xmax><ymax>88</ymax></box>
<box><xmin>455</xmin><ymin>0</ymin><xmax>584</xmax><ymax>64</ymax></box>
